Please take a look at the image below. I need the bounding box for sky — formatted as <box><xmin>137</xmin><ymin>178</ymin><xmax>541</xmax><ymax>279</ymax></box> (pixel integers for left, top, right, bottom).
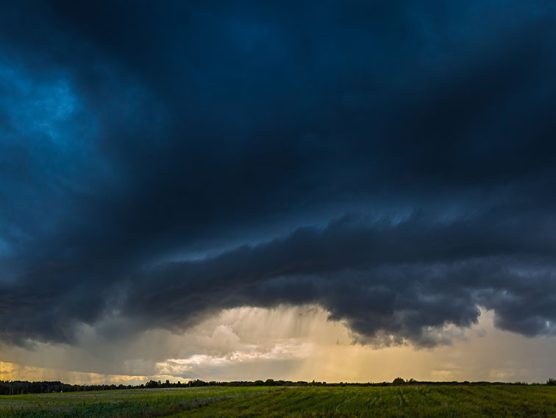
<box><xmin>1</xmin><ymin>0</ymin><xmax>556</xmax><ymax>384</ymax></box>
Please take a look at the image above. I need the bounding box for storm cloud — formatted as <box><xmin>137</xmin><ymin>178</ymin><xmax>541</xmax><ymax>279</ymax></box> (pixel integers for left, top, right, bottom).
<box><xmin>1</xmin><ymin>0</ymin><xmax>556</xmax><ymax>348</ymax></box>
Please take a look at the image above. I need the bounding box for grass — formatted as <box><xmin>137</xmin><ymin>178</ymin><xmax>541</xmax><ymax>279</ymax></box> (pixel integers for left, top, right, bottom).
<box><xmin>1</xmin><ymin>385</ymin><xmax>556</xmax><ymax>417</ymax></box>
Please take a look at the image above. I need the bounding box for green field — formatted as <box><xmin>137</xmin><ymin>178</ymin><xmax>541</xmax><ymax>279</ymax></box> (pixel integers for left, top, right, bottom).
<box><xmin>1</xmin><ymin>385</ymin><xmax>556</xmax><ymax>417</ymax></box>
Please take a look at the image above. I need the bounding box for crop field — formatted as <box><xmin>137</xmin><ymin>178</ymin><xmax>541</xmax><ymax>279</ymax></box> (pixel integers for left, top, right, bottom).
<box><xmin>1</xmin><ymin>385</ymin><xmax>556</xmax><ymax>417</ymax></box>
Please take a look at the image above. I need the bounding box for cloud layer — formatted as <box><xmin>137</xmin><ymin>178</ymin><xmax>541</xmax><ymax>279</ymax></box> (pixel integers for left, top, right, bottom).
<box><xmin>1</xmin><ymin>0</ymin><xmax>556</xmax><ymax>349</ymax></box>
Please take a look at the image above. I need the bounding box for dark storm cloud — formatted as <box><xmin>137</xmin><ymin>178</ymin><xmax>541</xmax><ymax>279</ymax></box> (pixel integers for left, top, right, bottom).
<box><xmin>118</xmin><ymin>213</ymin><xmax>556</xmax><ymax>346</ymax></box>
<box><xmin>1</xmin><ymin>0</ymin><xmax>556</xmax><ymax>346</ymax></box>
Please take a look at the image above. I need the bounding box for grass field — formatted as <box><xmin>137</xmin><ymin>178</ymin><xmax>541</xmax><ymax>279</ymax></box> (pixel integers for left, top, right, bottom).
<box><xmin>1</xmin><ymin>385</ymin><xmax>556</xmax><ymax>417</ymax></box>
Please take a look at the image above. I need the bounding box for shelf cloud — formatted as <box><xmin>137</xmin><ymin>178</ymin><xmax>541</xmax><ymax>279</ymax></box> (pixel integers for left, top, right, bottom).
<box><xmin>1</xmin><ymin>0</ymin><xmax>556</xmax><ymax>358</ymax></box>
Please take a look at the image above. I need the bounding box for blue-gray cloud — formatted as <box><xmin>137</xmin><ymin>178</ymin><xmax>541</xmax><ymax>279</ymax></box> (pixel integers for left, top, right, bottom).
<box><xmin>1</xmin><ymin>0</ymin><xmax>556</xmax><ymax>346</ymax></box>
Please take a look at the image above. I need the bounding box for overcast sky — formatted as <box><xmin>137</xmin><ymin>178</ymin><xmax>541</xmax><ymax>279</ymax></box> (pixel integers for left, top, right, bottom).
<box><xmin>1</xmin><ymin>0</ymin><xmax>556</xmax><ymax>383</ymax></box>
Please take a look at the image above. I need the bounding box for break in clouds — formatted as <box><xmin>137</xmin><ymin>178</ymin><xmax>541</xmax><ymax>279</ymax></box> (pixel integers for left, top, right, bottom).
<box><xmin>1</xmin><ymin>1</ymin><xmax>556</xmax><ymax>348</ymax></box>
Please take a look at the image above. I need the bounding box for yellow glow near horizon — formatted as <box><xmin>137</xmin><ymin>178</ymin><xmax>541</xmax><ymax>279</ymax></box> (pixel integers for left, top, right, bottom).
<box><xmin>0</xmin><ymin>360</ymin><xmax>148</xmax><ymax>385</ymax></box>
<box><xmin>2</xmin><ymin>306</ymin><xmax>556</xmax><ymax>384</ymax></box>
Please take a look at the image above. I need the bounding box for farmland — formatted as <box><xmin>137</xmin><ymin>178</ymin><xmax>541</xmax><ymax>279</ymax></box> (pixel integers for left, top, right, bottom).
<box><xmin>1</xmin><ymin>385</ymin><xmax>556</xmax><ymax>417</ymax></box>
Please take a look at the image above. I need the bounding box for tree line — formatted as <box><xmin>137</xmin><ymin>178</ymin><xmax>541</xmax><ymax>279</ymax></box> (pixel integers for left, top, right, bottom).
<box><xmin>0</xmin><ymin>381</ymin><xmax>135</xmax><ymax>395</ymax></box>
<box><xmin>2</xmin><ymin>378</ymin><xmax>555</xmax><ymax>395</ymax></box>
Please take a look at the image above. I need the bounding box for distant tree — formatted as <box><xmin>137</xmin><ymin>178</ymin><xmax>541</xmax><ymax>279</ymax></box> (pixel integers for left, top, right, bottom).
<box><xmin>392</xmin><ymin>377</ymin><xmax>405</xmax><ymax>385</ymax></box>
<box><xmin>145</xmin><ymin>380</ymin><xmax>160</xmax><ymax>388</ymax></box>
<box><xmin>547</xmin><ymin>378</ymin><xmax>556</xmax><ymax>385</ymax></box>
